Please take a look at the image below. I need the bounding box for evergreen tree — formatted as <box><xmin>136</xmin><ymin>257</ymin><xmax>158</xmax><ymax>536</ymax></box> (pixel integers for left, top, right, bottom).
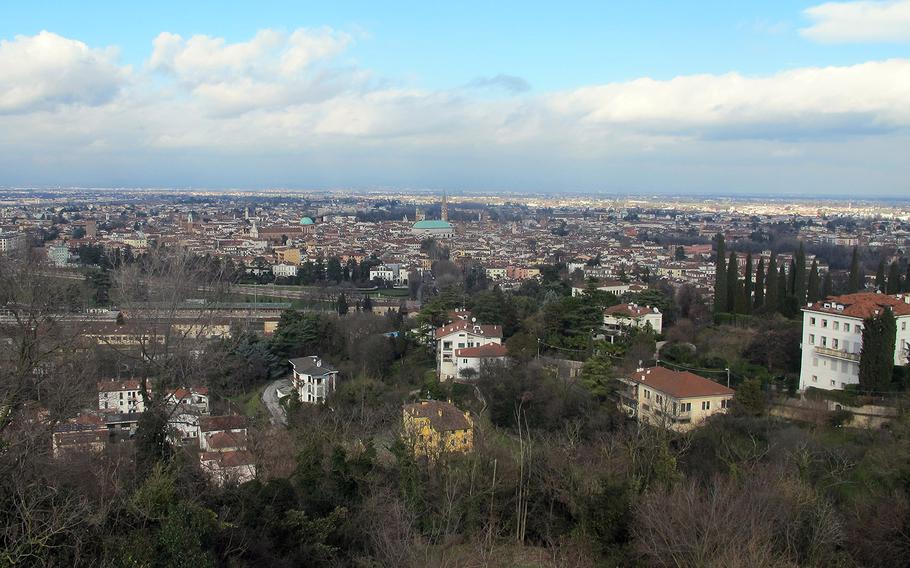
<box><xmin>326</xmin><ymin>257</ymin><xmax>343</xmax><ymax>283</ymax></box>
<box><xmin>875</xmin><ymin>259</ymin><xmax>886</xmax><ymax>292</ymax></box>
<box><xmin>733</xmin><ymin>278</ymin><xmax>749</xmax><ymax>314</ymax></box>
<box><xmin>713</xmin><ymin>234</ymin><xmax>727</xmax><ymax>314</ymax></box>
<box><xmin>743</xmin><ymin>253</ymin><xmax>753</xmax><ymax>314</ymax></box>
<box><xmin>905</xmin><ymin>263</ymin><xmax>910</xmax><ymax>293</ymax></box>
<box><xmin>777</xmin><ymin>265</ymin><xmax>789</xmax><ymax>315</ymax></box>
<box><xmin>887</xmin><ymin>261</ymin><xmax>902</xmax><ymax>294</ymax></box>
<box><xmin>848</xmin><ymin>246</ymin><xmax>861</xmax><ymax>293</ymax></box>
<box><xmin>822</xmin><ymin>270</ymin><xmax>833</xmax><ymax>299</ymax></box>
<box><xmin>765</xmin><ymin>254</ymin><xmax>778</xmax><ymax>313</ymax></box>
<box><xmin>794</xmin><ymin>242</ymin><xmax>807</xmax><ymax>307</ymax></box>
<box><xmin>726</xmin><ymin>251</ymin><xmax>738</xmax><ymax>313</ymax></box>
<box><xmin>337</xmin><ymin>292</ymin><xmax>349</xmax><ymax>316</ymax></box>
<box><xmin>859</xmin><ymin>308</ymin><xmax>897</xmax><ymax>393</ymax></box>
<box><xmin>807</xmin><ymin>259</ymin><xmax>820</xmax><ymax>303</ymax></box>
<box><xmin>754</xmin><ymin>258</ymin><xmax>765</xmax><ymax>310</ymax></box>
<box><xmin>362</xmin><ymin>295</ymin><xmax>373</xmax><ymax>312</ymax></box>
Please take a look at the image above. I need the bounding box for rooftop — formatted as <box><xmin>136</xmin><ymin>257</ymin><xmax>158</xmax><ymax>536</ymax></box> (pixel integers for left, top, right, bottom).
<box><xmin>404</xmin><ymin>400</ymin><xmax>472</xmax><ymax>432</ymax></box>
<box><xmin>630</xmin><ymin>366</ymin><xmax>734</xmax><ymax>399</ymax></box>
<box><xmin>413</xmin><ymin>220</ymin><xmax>453</xmax><ymax>229</ymax></box>
<box><xmin>289</xmin><ymin>356</ymin><xmax>339</xmax><ymax>375</ymax></box>
<box><xmin>804</xmin><ymin>292</ymin><xmax>910</xmax><ymax>319</ymax></box>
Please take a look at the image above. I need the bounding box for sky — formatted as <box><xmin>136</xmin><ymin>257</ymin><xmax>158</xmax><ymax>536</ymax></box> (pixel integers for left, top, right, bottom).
<box><xmin>1</xmin><ymin>0</ymin><xmax>909</xmax><ymax>196</ymax></box>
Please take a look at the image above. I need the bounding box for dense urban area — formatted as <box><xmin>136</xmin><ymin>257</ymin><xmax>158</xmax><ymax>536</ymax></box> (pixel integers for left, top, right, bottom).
<box><xmin>2</xmin><ymin>187</ymin><xmax>910</xmax><ymax>567</ymax></box>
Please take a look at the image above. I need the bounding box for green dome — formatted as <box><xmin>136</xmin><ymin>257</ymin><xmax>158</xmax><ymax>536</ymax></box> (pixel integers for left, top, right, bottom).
<box><xmin>300</xmin><ymin>217</ymin><xmax>314</xmax><ymax>225</ymax></box>
<box><xmin>413</xmin><ymin>220</ymin><xmax>453</xmax><ymax>229</ymax></box>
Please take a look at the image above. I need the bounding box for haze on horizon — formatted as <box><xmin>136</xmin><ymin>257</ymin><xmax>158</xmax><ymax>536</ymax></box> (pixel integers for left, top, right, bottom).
<box><xmin>2</xmin><ymin>0</ymin><xmax>910</xmax><ymax>196</ymax></box>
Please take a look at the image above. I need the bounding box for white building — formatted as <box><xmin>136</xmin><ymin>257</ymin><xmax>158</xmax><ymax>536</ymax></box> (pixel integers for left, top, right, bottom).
<box><xmin>603</xmin><ymin>303</ymin><xmax>663</xmax><ymax>336</ymax></box>
<box><xmin>799</xmin><ymin>293</ymin><xmax>910</xmax><ymax>392</ymax></box>
<box><xmin>435</xmin><ymin>320</ymin><xmax>503</xmax><ymax>381</ymax></box>
<box><xmin>571</xmin><ymin>280</ymin><xmax>631</xmax><ymax>297</ymax></box>
<box><xmin>46</xmin><ymin>243</ymin><xmax>72</xmax><ymax>267</ymax></box>
<box><xmin>0</xmin><ymin>231</ymin><xmax>25</xmax><ymax>255</ymax></box>
<box><xmin>272</xmin><ymin>263</ymin><xmax>298</xmax><ymax>278</ymax></box>
<box><xmin>369</xmin><ymin>263</ymin><xmax>410</xmax><ymax>286</ymax></box>
<box><xmin>98</xmin><ymin>380</ymin><xmax>145</xmax><ymax>413</ymax></box>
<box><xmin>289</xmin><ymin>356</ymin><xmax>339</xmax><ymax>404</ymax></box>
<box><xmin>453</xmin><ymin>343</ymin><xmax>509</xmax><ymax>378</ymax></box>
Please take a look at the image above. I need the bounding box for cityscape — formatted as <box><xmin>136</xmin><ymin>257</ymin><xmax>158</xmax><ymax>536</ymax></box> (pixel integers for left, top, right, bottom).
<box><xmin>3</xmin><ymin>1</ymin><xmax>910</xmax><ymax>567</ymax></box>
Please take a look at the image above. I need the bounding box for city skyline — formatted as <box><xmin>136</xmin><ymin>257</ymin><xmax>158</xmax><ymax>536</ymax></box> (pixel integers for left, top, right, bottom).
<box><xmin>2</xmin><ymin>1</ymin><xmax>909</xmax><ymax>195</ymax></box>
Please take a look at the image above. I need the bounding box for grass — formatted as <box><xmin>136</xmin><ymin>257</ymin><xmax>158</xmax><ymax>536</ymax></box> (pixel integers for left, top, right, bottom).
<box><xmin>229</xmin><ymin>384</ymin><xmax>267</xmax><ymax>418</ymax></box>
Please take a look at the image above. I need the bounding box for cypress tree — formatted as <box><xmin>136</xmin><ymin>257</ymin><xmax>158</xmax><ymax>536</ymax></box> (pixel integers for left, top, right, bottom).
<box><xmin>765</xmin><ymin>254</ymin><xmax>779</xmax><ymax>313</ymax></box>
<box><xmin>822</xmin><ymin>270</ymin><xmax>832</xmax><ymax>299</ymax></box>
<box><xmin>788</xmin><ymin>259</ymin><xmax>797</xmax><ymax>296</ymax></box>
<box><xmin>754</xmin><ymin>258</ymin><xmax>765</xmax><ymax>310</ymax></box>
<box><xmin>848</xmin><ymin>247</ymin><xmax>861</xmax><ymax>293</ymax></box>
<box><xmin>875</xmin><ymin>260</ymin><xmax>887</xmax><ymax>292</ymax></box>
<box><xmin>905</xmin><ymin>263</ymin><xmax>910</xmax><ymax>293</ymax></box>
<box><xmin>713</xmin><ymin>234</ymin><xmax>727</xmax><ymax>314</ymax></box>
<box><xmin>794</xmin><ymin>242</ymin><xmax>807</xmax><ymax>306</ymax></box>
<box><xmin>743</xmin><ymin>253</ymin><xmax>754</xmax><ymax>314</ymax></box>
<box><xmin>887</xmin><ymin>261</ymin><xmax>902</xmax><ymax>294</ymax></box>
<box><xmin>727</xmin><ymin>251</ymin><xmax>738</xmax><ymax>313</ymax></box>
<box><xmin>807</xmin><ymin>260</ymin><xmax>820</xmax><ymax>303</ymax></box>
<box><xmin>778</xmin><ymin>265</ymin><xmax>789</xmax><ymax>316</ymax></box>
<box><xmin>859</xmin><ymin>308</ymin><xmax>897</xmax><ymax>393</ymax></box>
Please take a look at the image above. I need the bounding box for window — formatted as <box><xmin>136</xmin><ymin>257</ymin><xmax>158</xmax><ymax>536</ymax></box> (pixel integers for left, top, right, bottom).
<box><xmin>821</xmin><ymin>336</ymin><xmax>827</xmax><ymax>347</ymax></box>
<box><xmin>443</xmin><ymin>341</ymin><xmax>452</xmax><ymax>350</ymax></box>
<box><xmin>644</xmin><ymin>389</ymin><xmax>650</xmax><ymax>399</ymax></box>
<box><xmin>830</xmin><ymin>380</ymin><xmax>836</xmax><ymax>386</ymax></box>
<box><xmin>822</xmin><ymin>319</ymin><xmax>828</xmax><ymax>328</ymax></box>
<box><xmin>682</xmin><ymin>402</ymin><xmax>692</xmax><ymax>412</ymax></box>
<box><xmin>812</xmin><ymin>375</ymin><xmax>818</xmax><ymax>382</ymax></box>
<box><xmin>721</xmin><ymin>399</ymin><xmax>729</xmax><ymax>409</ymax></box>
<box><xmin>809</xmin><ymin>334</ymin><xmax>815</xmax><ymax>344</ymax></box>
<box><xmin>844</xmin><ymin>323</ymin><xmax>850</xmax><ymax>332</ymax></box>
<box><xmin>833</xmin><ymin>321</ymin><xmax>839</xmax><ymax>330</ymax></box>
<box><xmin>702</xmin><ymin>401</ymin><xmax>711</xmax><ymax>410</ymax></box>
<box><xmin>457</xmin><ymin>343</ymin><xmax>465</xmax><ymax>349</ymax></box>
<box><xmin>810</xmin><ymin>317</ymin><xmax>816</xmax><ymax>325</ymax></box>
<box><xmin>832</xmin><ymin>338</ymin><xmax>839</xmax><ymax>349</ymax></box>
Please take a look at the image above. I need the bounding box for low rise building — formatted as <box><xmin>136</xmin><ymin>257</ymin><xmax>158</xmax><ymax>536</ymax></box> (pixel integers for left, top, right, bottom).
<box><xmin>402</xmin><ymin>400</ymin><xmax>474</xmax><ymax>458</ymax></box>
<box><xmin>453</xmin><ymin>343</ymin><xmax>509</xmax><ymax>379</ymax></box>
<box><xmin>619</xmin><ymin>366</ymin><xmax>735</xmax><ymax>432</ymax></box>
<box><xmin>98</xmin><ymin>380</ymin><xmax>145</xmax><ymax>413</ymax></box>
<box><xmin>603</xmin><ymin>303</ymin><xmax>663</xmax><ymax>336</ymax></box>
<box><xmin>289</xmin><ymin>356</ymin><xmax>339</xmax><ymax>404</ymax></box>
<box><xmin>435</xmin><ymin>321</ymin><xmax>503</xmax><ymax>381</ymax></box>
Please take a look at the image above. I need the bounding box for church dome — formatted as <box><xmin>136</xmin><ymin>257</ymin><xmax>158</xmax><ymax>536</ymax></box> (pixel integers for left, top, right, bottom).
<box><xmin>300</xmin><ymin>217</ymin><xmax>315</xmax><ymax>225</ymax></box>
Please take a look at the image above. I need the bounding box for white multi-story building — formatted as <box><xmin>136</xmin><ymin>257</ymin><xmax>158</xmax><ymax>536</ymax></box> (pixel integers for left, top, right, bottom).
<box><xmin>289</xmin><ymin>356</ymin><xmax>339</xmax><ymax>404</ymax></box>
<box><xmin>0</xmin><ymin>231</ymin><xmax>24</xmax><ymax>255</ymax></box>
<box><xmin>453</xmin><ymin>343</ymin><xmax>509</xmax><ymax>378</ymax></box>
<box><xmin>98</xmin><ymin>380</ymin><xmax>145</xmax><ymax>413</ymax></box>
<box><xmin>799</xmin><ymin>293</ymin><xmax>910</xmax><ymax>391</ymax></box>
<box><xmin>369</xmin><ymin>263</ymin><xmax>410</xmax><ymax>286</ymax></box>
<box><xmin>571</xmin><ymin>280</ymin><xmax>631</xmax><ymax>297</ymax></box>
<box><xmin>272</xmin><ymin>263</ymin><xmax>298</xmax><ymax>278</ymax></box>
<box><xmin>603</xmin><ymin>303</ymin><xmax>663</xmax><ymax>336</ymax></box>
<box><xmin>435</xmin><ymin>320</ymin><xmax>503</xmax><ymax>381</ymax></box>
<box><xmin>46</xmin><ymin>243</ymin><xmax>73</xmax><ymax>267</ymax></box>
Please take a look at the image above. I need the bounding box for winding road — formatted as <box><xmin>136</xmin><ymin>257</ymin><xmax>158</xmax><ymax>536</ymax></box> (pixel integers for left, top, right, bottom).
<box><xmin>262</xmin><ymin>378</ymin><xmax>292</xmax><ymax>426</ymax></box>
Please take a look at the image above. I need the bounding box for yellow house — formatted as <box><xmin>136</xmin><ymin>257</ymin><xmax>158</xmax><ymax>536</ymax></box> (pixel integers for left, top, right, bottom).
<box><xmin>402</xmin><ymin>400</ymin><xmax>474</xmax><ymax>458</ymax></box>
<box><xmin>276</xmin><ymin>247</ymin><xmax>303</xmax><ymax>265</ymax></box>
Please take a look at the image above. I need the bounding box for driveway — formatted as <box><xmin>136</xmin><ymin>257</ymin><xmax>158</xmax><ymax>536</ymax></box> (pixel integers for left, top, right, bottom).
<box><xmin>262</xmin><ymin>378</ymin><xmax>292</xmax><ymax>426</ymax></box>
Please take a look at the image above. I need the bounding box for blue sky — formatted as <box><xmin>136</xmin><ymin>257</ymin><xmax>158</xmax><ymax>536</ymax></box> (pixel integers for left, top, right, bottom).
<box><xmin>1</xmin><ymin>1</ymin><xmax>909</xmax><ymax>195</ymax></box>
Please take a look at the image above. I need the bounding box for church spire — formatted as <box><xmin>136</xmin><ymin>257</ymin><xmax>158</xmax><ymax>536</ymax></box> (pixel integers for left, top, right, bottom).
<box><xmin>441</xmin><ymin>192</ymin><xmax>448</xmax><ymax>222</ymax></box>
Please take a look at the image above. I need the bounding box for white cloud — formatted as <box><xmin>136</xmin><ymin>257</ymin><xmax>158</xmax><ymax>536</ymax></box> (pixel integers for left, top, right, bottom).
<box><xmin>0</xmin><ymin>31</ymin><xmax>127</xmax><ymax>114</ymax></box>
<box><xmin>801</xmin><ymin>0</ymin><xmax>910</xmax><ymax>43</ymax></box>
<box><xmin>1</xmin><ymin>29</ymin><xmax>910</xmax><ymax>194</ymax></box>
<box><xmin>149</xmin><ymin>28</ymin><xmax>355</xmax><ymax>115</ymax></box>
<box><xmin>547</xmin><ymin>60</ymin><xmax>910</xmax><ymax>139</ymax></box>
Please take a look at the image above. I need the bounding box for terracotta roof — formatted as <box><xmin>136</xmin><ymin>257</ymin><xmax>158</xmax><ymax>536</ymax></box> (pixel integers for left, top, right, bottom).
<box><xmin>206</xmin><ymin>431</ymin><xmax>247</xmax><ymax>450</ymax></box>
<box><xmin>199</xmin><ymin>415</ymin><xmax>248</xmax><ymax>432</ymax></box>
<box><xmin>97</xmin><ymin>379</ymin><xmax>141</xmax><ymax>393</ymax></box>
<box><xmin>604</xmin><ymin>303</ymin><xmax>658</xmax><ymax>318</ymax></box>
<box><xmin>455</xmin><ymin>343</ymin><xmax>508</xmax><ymax>358</ymax></box>
<box><xmin>200</xmin><ymin>449</ymin><xmax>255</xmax><ymax>468</ymax></box>
<box><xmin>630</xmin><ymin>367</ymin><xmax>734</xmax><ymax>399</ymax></box>
<box><xmin>404</xmin><ymin>401</ymin><xmax>472</xmax><ymax>432</ymax></box>
<box><xmin>804</xmin><ymin>293</ymin><xmax>910</xmax><ymax>319</ymax></box>
<box><xmin>435</xmin><ymin>321</ymin><xmax>503</xmax><ymax>339</ymax></box>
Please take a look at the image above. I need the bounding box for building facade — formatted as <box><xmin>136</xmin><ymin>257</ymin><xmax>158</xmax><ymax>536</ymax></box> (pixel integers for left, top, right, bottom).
<box><xmin>799</xmin><ymin>293</ymin><xmax>910</xmax><ymax>391</ymax></box>
<box><xmin>289</xmin><ymin>356</ymin><xmax>339</xmax><ymax>403</ymax></box>
<box><xmin>402</xmin><ymin>400</ymin><xmax>474</xmax><ymax>458</ymax></box>
<box><xmin>435</xmin><ymin>321</ymin><xmax>503</xmax><ymax>381</ymax></box>
<box><xmin>618</xmin><ymin>367</ymin><xmax>735</xmax><ymax>432</ymax></box>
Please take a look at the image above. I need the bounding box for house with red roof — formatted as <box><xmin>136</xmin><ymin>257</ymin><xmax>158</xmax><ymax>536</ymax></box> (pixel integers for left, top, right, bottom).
<box><xmin>603</xmin><ymin>303</ymin><xmax>663</xmax><ymax>337</ymax></box>
<box><xmin>453</xmin><ymin>343</ymin><xmax>509</xmax><ymax>379</ymax></box>
<box><xmin>799</xmin><ymin>293</ymin><xmax>910</xmax><ymax>392</ymax></box>
<box><xmin>435</xmin><ymin>319</ymin><xmax>503</xmax><ymax>381</ymax></box>
<box><xmin>620</xmin><ymin>366</ymin><xmax>735</xmax><ymax>432</ymax></box>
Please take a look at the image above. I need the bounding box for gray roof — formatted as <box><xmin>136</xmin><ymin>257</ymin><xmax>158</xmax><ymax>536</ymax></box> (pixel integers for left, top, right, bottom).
<box><xmin>289</xmin><ymin>356</ymin><xmax>339</xmax><ymax>375</ymax></box>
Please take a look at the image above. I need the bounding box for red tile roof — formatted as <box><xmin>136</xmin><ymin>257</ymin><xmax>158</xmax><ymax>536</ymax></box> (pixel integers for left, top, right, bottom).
<box><xmin>199</xmin><ymin>415</ymin><xmax>248</xmax><ymax>432</ymax></box>
<box><xmin>455</xmin><ymin>343</ymin><xmax>508</xmax><ymax>358</ymax></box>
<box><xmin>604</xmin><ymin>303</ymin><xmax>657</xmax><ymax>318</ymax></box>
<box><xmin>200</xmin><ymin>449</ymin><xmax>255</xmax><ymax>467</ymax></box>
<box><xmin>435</xmin><ymin>321</ymin><xmax>503</xmax><ymax>339</ymax></box>
<box><xmin>804</xmin><ymin>293</ymin><xmax>910</xmax><ymax>319</ymax></box>
<box><xmin>97</xmin><ymin>379</ymin><xmax>141</xmax><ymax>393</ymax></box>
<box><xmin>630</xmin><ymin>367</ymin><xmax>734</xmax><ymax>399</ymax></box>
<box><xmin>206</xmin><ymin>431</ymin><xmax>247</xmax><ymax>450</ymax></box>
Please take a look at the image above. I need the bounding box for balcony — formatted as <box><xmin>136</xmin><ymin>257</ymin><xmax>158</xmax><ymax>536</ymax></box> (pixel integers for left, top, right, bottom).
<box><xmin>814</xmin><ymin>346</ymin><xmax>860</xmax><ymax>362</ymax></box>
